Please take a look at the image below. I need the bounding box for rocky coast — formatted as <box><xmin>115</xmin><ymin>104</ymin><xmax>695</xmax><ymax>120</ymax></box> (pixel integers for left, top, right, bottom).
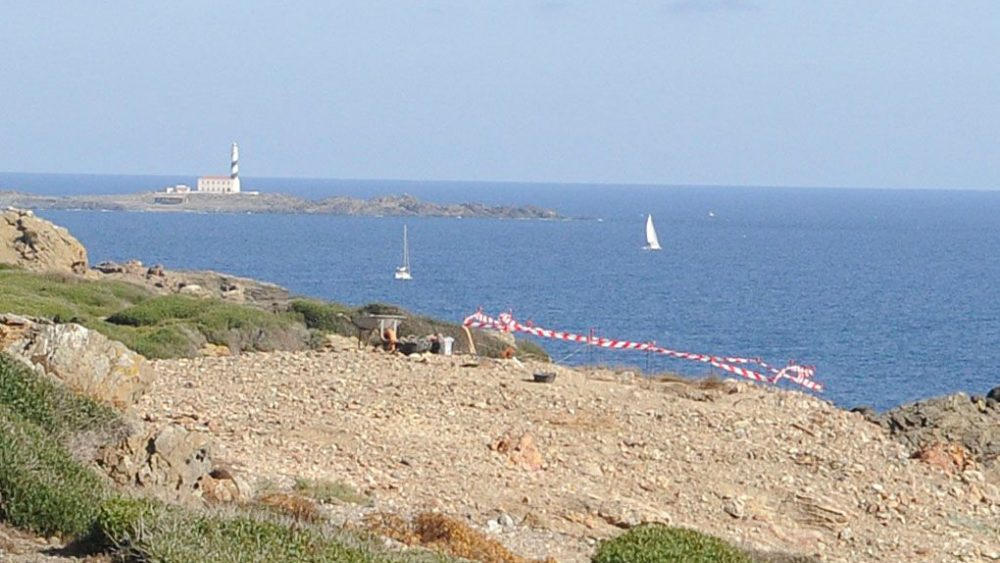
<box><xmin>0</xmin><ymin>209</ymin><xmax>998</xmax><ymax>562</ymax></box>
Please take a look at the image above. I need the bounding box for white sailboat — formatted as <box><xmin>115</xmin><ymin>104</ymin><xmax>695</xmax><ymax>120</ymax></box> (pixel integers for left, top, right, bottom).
<box><xmin>643</xmin><ymin>214</ymin><xmax>662</xmax><ymax>251</ymax></box>
<box><xmin>394</xmin><ymin>225</ymin><xmax>413</xmax><ymax>280</ymax></box>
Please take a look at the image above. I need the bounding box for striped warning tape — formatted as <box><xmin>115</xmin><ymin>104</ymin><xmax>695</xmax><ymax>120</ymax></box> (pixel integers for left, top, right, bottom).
<box><xmin>463</xmin><ymin>310</ymin><xmax>822</xmax><ymax>392</ymax></box>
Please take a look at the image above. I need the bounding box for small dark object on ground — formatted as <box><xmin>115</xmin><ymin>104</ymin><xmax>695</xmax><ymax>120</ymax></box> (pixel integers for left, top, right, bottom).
<box><xmin>398</xmin><ymin>338</ymin><xmax>430</xmax><ymax>356</ymax></box>
<box><xmin>533</xmin><ymin>372</ymin><xmax>556</xmax><ymax>384</ymax></box>
<box><xmin>987</xmin><ymin>385</ymin><xmax>1000</xmax><ymax>402</ymax></box>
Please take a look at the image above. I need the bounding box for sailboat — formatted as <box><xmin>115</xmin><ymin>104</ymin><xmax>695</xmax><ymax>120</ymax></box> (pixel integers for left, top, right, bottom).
<box><xmin>643</xmin><ymin>214</ymin><xmax>662</xmax><ymax>251</ymax></box>
<box><xmin>394</xmin><ymin>225</ymin><xmax>413</xmax><ymax>280</ymax></box>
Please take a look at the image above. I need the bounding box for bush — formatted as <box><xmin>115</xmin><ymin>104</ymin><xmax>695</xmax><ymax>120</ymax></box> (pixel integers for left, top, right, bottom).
<box><xmin>93</xmin><ymin>496</ymin><xmax>164</xmax><ymax>551</ymax></box>
<box><xmin>0</xmin><ymin>355</ymin><xmax>119</xmax><ymax>537</ymax></box>
<box><xmin>592</xmin><ymin>525</ymin><xmax>751</xmax><ymax>563</ymax></box>
<box><xmin>118</xmin><ymin>324</ymin><xmax>205</xmax><ymax>359</ymax></box>
<box><xmin>105</xmin><ymin>295</ymin><xmax>205</xmax><ymax>326</ymax></box>
<box><xmin>291</xmin><ymin>299</ymin><xmax>354</xmax><ymax>333</ymax></box>
<box><xmin>106</xmin><ymin>295</ymin><xmax>308</xmax><ymax>355</ymax></box>
<box><xmin>0</xmin><ymin>405</ymin><xmax>109</xmax><ymax>537</ymax></box>
<box><xmin>0</xmin><ymin>355</ymin><xmax>118</xmax><ymax>438</ymax></box>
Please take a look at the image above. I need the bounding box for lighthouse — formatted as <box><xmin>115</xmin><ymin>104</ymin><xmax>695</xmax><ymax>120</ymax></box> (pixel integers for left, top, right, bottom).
<box><xmin>230</xmin><ymin>142</ymin><xmax>241</xmax><ymax>193</ymax></box>
<box><xmin>196</xmin><ymin>142</ymin><xmax>243</xmax><ymax>193</ymax></box>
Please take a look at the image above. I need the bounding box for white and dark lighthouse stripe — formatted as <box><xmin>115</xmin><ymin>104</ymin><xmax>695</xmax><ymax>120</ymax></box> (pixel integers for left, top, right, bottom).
<box><xmin>230</xmin><ymin>142</ymin><xmax>239</xmax><ymax>179</ymax></box>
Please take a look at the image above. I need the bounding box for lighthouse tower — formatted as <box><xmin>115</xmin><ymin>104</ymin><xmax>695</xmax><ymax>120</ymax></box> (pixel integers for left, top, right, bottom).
<box><xmin>230</xmin><ymin>142</ymin><xmax>241</xmax><ymax>193</ymax></box>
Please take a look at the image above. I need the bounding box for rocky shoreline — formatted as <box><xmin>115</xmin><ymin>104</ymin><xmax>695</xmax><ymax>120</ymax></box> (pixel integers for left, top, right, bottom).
<box><xmin>0</xmin><ymin>209</ymin><xmax>998</xmax><ymax>562</ymax></box>
<box><xmin>0</xmin><ymin>191</ymin><xmax>561</xmax><ymax>219</ymax></box>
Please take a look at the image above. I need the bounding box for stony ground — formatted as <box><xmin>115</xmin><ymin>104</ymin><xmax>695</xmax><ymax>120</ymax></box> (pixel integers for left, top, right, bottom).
<box><xmin>4</xmin><ymin>335</ymin><xmax>998</xmax><ymax>562</ymax></box>
<box><xmin>128</xmin><ymin>336</ymin><xmax>999</xmax><ymax>562</ymax></box>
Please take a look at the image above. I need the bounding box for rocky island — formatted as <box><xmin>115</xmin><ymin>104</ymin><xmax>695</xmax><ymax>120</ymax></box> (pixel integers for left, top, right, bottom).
<box><xmin>0</xmin><ymin>190</ymin><xmax>561</xmax><ymax>219</ymax></box>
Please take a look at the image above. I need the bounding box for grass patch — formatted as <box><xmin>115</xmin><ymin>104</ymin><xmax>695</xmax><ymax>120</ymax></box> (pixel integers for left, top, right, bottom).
<box><xmin>592</xmin><ymin>525</ymin><xmax>752</xmax><ymax>563</ymax></box>
<box><xmin>0</xmin><ymin>268</ymin><xmax>151</xmax><ymax>324</ymax></box>
<box><xmin>96</xmin><ymin>499</ymin><xmax>452</xmax><ymax>563</ymax></box>
<box><xmin>294</xmin><ymin>477</ymin><xmax>371</xmax><ymax>506</ymax></box>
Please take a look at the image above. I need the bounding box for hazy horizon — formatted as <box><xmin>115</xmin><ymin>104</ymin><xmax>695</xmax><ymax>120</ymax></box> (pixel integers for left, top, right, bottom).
<box><xmin>2</xmin><ymin>1</ymin><xmax>998</xmax><ymax>190</ymax></box>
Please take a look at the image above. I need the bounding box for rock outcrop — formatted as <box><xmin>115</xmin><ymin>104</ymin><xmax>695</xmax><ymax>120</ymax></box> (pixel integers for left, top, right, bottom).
<box><xmin>0</xmin><ymin>314</ymin><xmax>152</xmax><ymax>410</ymax></box>
<box><xmin>98</xmin><ymin>419</ymin><xmax>236</xmax><ymax>506</ymax></box>
<box><xmin>875</xmin><ymin>390</ymin><xmax>1000</xmax><ymax>467</ymax></box>
<box><xmin>94</xmin><ymin>260</ymin><xmax>291</xmax><ymax>310</ymax></box>
<box><xmin>0</xmin><ymin>207</ymin><xmax>88</xmax><ymax>274</ymax></box>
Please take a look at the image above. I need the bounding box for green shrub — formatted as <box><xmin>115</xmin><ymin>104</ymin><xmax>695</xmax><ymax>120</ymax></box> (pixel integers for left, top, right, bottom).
<box><xmin>93</xmin><ymin>496</ymin><xmax>165</xmax><ymax>550</ymax></box>
<box><xmin>0</xmin><ymin>355</ymin><xmax>123</xmax><ymax>537</ymax></box>
<box><xmin>106</xmin><ymin>295</ymin><xmax>307</xmax><ymax>355</ymax></box>
<box><xmin>0</xmin><ymin>355</ymin><xmax>118</xmax><ymax>438</ymax></box>
<box><xmin>592</xmin><ymin>525</ymin><xmax>751</xmax><ymax>563</ymax></box>
<box><xmin>0</xmin><ymin>404</ymin><xmax>109</xmax><ymax>536</ymax></box>
<box><xmin>99</xmin><ymin>323</ymin><xmax>205</xmax><ymax>359</ymax></box>
<box><xmin>105</xmin><ymin>295</ymin><xmax>206</xmax><ymax>326</ymax></box>
<box><xmin>291</xmin><ymin>299</ymin><xmax>354</xmax><ymax>333</ymax></box>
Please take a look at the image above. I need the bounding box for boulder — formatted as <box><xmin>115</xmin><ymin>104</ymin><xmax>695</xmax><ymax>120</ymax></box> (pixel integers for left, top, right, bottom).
<box><xmin>99</xmin><ymin>421</ymin><xmax>214</xmax><ymax>506</ymax></box>
<box><xmin>491</xmin><ymin>431</ymin><xmax>544</xmax><ymax>471</ymax></box>
<box><xmin>0</xmin><ymin>314</ymin><xmax>152</xmax><ymax>410</ymax></box>
<box><xmin>0</xmin><ymin>208</ymin><xmax>88</xmax><ymax>274</ymax></box>
<box><xmin>987</xmin><ymin>385</ymin><xmax>1000</xmax><ymax>403</ymax></box>
<box><xmin>879</xmin><ymin>391</ymin><xmax>999</xmax><ymax>467</ymax></box>
<box><xmin>911</xmin><ymin>442</ymin><xmax>976</xmax><ymax>474</ymax></box>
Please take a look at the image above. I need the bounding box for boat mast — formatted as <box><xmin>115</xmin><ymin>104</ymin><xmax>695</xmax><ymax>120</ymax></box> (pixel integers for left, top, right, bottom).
<box><xmin>402</xmin><ymin>225</ymin><xmax>409</xmax><ymax>269</ymax></box>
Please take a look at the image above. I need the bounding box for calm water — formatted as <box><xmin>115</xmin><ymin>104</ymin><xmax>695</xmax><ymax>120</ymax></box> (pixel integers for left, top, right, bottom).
<box><xmin>4</xmin><ymin>173</ymin><xmax>999</xmax><ymax>410</ymax></box>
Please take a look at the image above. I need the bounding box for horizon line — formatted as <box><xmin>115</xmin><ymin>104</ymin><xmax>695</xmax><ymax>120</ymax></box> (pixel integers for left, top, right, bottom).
<box><xmin>0</xmin><ymin>169</ymin><xmax>997</xmax><ymax>193</ymax></box>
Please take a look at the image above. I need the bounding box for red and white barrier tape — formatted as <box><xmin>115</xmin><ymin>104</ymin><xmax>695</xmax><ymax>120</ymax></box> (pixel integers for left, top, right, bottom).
<box><xmin>463</xmin><ymin>310</ymin><xmax>822</xmax><ymax>392</ymax></box>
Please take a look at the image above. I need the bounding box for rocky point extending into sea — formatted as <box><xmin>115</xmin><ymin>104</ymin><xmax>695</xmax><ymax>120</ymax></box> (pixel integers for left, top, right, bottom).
<box><xmin>0</xmin><ymin>208</ymin><xmax>997</xmax><ymax>562</ymax></box>
<box><xmin>0</xmin><ymin>190</ymin><xmax>561</xmax><ymax>219</ymax></box>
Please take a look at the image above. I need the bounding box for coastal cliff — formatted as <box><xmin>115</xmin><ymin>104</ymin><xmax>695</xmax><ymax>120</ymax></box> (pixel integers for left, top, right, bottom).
<box><xmin>0</xmin><ymin>190</ymin><xmax>561</xmax><ymax>219</ymax></box>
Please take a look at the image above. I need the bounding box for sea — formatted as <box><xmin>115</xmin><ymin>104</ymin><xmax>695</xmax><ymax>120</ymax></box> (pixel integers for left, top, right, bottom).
<box><xmin>3</xmin><ymin>172</ymin><xmax>999</xmax><ymax>411</ymax></box>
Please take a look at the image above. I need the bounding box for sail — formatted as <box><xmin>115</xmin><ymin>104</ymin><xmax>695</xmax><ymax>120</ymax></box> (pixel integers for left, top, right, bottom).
<box><xmin>395</xmin><ymin>225</ymin><xmax>412</xmax><ymax>279</ymax></box>
<box><xmin>645</xmin><ymin>215</ymin><xmax>662</xmax><ymax>250</ymax></box>
<box><xmin>401</xmin><ymin>225</ymin><xmax>409</xmax><ymax>270</ymax></box>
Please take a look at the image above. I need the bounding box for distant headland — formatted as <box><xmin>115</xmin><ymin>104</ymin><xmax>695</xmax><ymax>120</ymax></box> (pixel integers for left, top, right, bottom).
<box><xmin>0</xmin><ymin>190</ymin><xmax>561</xmax><ymax>219</ymax></box>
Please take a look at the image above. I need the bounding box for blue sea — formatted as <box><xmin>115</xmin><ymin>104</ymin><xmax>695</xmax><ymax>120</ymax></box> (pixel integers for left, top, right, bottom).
<box><xmin>3</xmin><ymin>172</ymin><xmax>999</xmax><ymax>411</ymax></box>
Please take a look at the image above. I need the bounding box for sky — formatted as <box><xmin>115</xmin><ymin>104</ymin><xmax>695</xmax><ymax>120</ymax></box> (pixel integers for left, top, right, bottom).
<box><xmin>1</xmin><ymin>1</ymin><xmax>999</xmax><ymax>189</ymax></box>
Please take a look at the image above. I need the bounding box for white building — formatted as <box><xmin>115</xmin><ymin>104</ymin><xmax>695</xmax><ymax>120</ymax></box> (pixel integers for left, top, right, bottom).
<box><xmin>197</xmin><ymin>142</ymin><xmax>241</xmax><ymax>193</ymax></box>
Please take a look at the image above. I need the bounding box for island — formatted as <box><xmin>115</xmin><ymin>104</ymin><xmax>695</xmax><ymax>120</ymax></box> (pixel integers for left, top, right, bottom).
<box><xmin>0</xmin><ymin>190</ymin><xmax>561</xmax><ymax>219</ymax></box>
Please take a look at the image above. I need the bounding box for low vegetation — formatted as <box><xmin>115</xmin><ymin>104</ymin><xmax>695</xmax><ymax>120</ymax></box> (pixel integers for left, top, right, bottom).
<box><xmin>0</xmin><ymin>354</ymin><xmax>452</xmax><ymax>561</ymax></box>
<box><xmin>591</xmin><ymin>525</ymin><xmax>752</xmax><ymax>563</ymax></box>
<box><xmin>0</xmin><ymin>354</ymin><xmax>116</xmax><ymax>537</ymax></box>
<box><xmin>365</xmin><ymin>512</ymin><xmax>554</xmax><ymax>563</ymax></box>
<box><xmin>0</xmin><ymin>267</ymin><xmax>550</xmax><ymax>361</ymax></box>
<box><xmin>293</xmin><ymin>476</ymin><xmax>372</xmax><ymax>506</ymax></box>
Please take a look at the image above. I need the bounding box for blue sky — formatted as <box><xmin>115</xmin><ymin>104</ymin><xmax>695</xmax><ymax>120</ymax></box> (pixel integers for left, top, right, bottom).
<box><xmin>1</xmin><ymin>1</ymin><xmax>998</xmax><ymax>188</ymax></box>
